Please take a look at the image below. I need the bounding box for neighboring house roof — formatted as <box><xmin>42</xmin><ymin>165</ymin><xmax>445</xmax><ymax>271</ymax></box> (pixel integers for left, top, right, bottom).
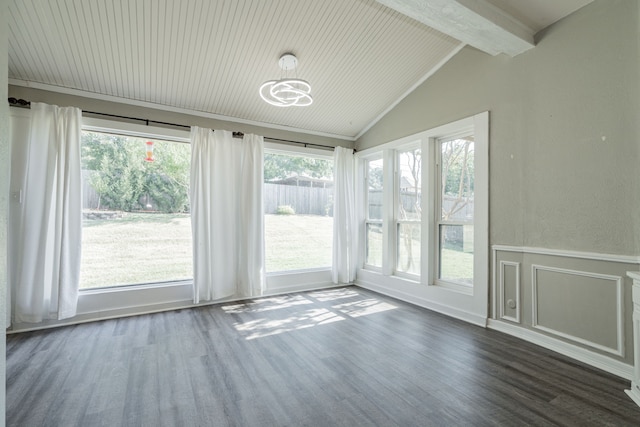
<box><xmin>268</xmin><ymin>174</ymin><xmax>333</xmax><ymax>187</ymax></box>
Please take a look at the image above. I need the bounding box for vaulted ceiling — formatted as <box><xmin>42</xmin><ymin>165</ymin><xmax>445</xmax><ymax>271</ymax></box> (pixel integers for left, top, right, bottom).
<box><xmin>8</xmin><ymin>0</ymin><xmax>594</xmax><ymax>141</ymax></box>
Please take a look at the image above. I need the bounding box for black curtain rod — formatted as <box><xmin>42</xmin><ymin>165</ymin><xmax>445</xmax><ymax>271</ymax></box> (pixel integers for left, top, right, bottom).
<box><xmin>7</xmin><ymin>97</ymin><xmax>335</xmax><ymax>151</ymax></box>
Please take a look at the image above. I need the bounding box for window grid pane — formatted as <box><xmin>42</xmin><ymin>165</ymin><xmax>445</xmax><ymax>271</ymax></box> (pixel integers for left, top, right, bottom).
<box><xmin>365</xmin><ymin>222</ymin><xmax>383</xmax><ymax>268</ymax></box>
<box><xmin>396</xmin><ymin>222</ymin><xmax>420</xmax><ymax>276</ymax></box>
<box><xmin>397</xmin><ymin>148</ymin><xmax>421</xmax><ymax>221</ymax></box>
<box><xmin>440</xmin><ymin>139</ymin><xmax>474</xmax><ymax>223</ymax></box>
<box><xmin>438</xmin><ymin>224</ymin><xmax>474</xmax><ymax>285</ymax></box>
<box><xmin>367</xmin><ymin>158</ymin><xmax>383</xmax><ymax>220</ymax></box>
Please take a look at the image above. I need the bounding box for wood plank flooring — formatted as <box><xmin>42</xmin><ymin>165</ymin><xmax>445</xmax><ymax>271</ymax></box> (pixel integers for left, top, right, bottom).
<box><xmin>7</xmin><ymin>286</ymin><xmax>640</xmax><ymax>426</ymax></box>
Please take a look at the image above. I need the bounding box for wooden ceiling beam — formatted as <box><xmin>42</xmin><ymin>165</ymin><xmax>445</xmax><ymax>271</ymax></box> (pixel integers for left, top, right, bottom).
<box><xmin>376</xmin><ymin>0</ymin><xmax>535</xmax><ymax>57</ymax></box>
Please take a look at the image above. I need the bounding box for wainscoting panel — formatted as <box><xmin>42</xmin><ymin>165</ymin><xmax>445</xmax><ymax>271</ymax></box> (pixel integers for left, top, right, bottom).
<box><xmin>531</xmin><ymin>264</ymin><xmax>623</xmax><ymax>356</ymax></box>
<box><xmin>491</xmin><ymin>245</ymin><xmax>639</xmax><ymax>377</ymax></box>
<box><xmin>498</xmin><ymin>261</ymin><xmax>520</xmax><ymax>323</ymax></box>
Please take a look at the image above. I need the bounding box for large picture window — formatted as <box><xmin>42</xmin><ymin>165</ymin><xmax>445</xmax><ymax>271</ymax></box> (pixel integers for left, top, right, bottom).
<box><xmin>80</xmin><ymin>131</ymin><xmax>192</xmax><ymax>289</ymax></box>
<box><xmin>436</xmin><ymin>136</ymin><xmax>474</xmax><ymax>286</ymax></box>
<box><xmin>263</xmin><ymin>151</ymin><xmax>334</xmax><ymax>272</ymax></box>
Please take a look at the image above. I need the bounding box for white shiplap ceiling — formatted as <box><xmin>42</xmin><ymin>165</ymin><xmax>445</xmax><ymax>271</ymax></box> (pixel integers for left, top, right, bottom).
<box><xmin>8</xmin><ymin>0</ymin><xmax>593</xmax><ymax>140</ymax></box>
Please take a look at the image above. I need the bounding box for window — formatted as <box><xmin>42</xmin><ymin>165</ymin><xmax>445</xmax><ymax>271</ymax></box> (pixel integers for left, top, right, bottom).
<box><xmin>396</xmin><ymin>147</ymin><xmax>421</xmax><ymax>276</ymax></box>
<box><xmin>436</xmin><ymin>136</ymin><xmax>474</xmax><ymax>286</ymax></box>
<box><xmin>263</xmin><ymin>151</ymin><xmax>333</xmax><ymax>272</ymax></box>
<box><xmin>355</xmin><ymin>113</ymin><xmax>488</xmax><ymax>316</ymax></box>
<box><xmin>80</xmin><ymin>131</ymin><xmax>192</xmax><ymax>289</ymax></box>
<box><xmin>364</xmin><ymin>157</ymin><xmax>383</xmax><ymax>268</ymax></box>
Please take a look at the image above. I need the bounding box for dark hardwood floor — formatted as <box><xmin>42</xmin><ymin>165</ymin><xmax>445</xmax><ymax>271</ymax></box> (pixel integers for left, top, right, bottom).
<box><xmin>7</xmin><ymin>286</ymin><xmax>640</xmax><ymax>426</ymax></box>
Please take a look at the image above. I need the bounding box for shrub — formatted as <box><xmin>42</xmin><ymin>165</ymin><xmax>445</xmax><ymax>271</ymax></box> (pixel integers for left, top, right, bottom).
<box><xmin>276</xmin><ymin>205</ymin><xmax>295</xmax><ymax>215</ymax></box>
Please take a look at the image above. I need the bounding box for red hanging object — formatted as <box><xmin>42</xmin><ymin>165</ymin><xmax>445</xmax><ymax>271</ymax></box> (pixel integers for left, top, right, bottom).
<box><xmin>144</xmin><ymin>140</ymin><xmax>155</xmax><ymax>162</ymax></box>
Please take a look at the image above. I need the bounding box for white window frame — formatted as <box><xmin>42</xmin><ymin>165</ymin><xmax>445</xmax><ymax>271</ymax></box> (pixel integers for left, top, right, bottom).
<box><xmin>393</xmin><ymin>143</ymin><xmax>422</xmax><ymax>280</ymax></box>
<box><xmin>356</xmin><ymin>112</ymin><xmax>488</xmax><ymax>302</ymax></box>
<box><xmin>79</xmin><ymin>117</ymin><xmax>192</xmax><ymax>293</ymax></box>
<box><xmin>362</xmin><ymin>154</ymin><xmax>384</xmax><ymax>272</ymax></box>
<box><xmin>433</xmin><ymin>132</ymin><xmax>476</xmax><ymax>292</ymax></box>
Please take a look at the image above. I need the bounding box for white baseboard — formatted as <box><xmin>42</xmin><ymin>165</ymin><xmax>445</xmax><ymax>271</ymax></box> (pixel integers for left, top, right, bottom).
<box><xmin>487</xmin><ymin>319</ymin><xmax>634</xmax><ymax>381</ymax></box>
<box><xmin>625</xmin><ymin>387</ymin><xmax>640</xmax><ymax>408</ymax></box>
<box><xmin>356</xmin><ymin>279</ymin><xmax>487</xmax><ymax>327</ymax></box>
<box><xmin>8</xmin><ymin>281</ymin><xmax>343</xmax><ymax>334</ymax></box>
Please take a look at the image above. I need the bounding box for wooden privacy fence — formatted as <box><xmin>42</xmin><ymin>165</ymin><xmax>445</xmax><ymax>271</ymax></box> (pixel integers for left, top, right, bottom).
<box><xmin>82</xmin><ymin>170</ymin><xmax>100</xmax><ymax>209</ymax></box>
<box><xmin>264</xmin><ymin>183</ymin><xmax>333</xmax><ymax>215</ymax></box>
<box><xmin>83</xmin><ymin>174</ymin><xmax>334</xmax><ymax>216</ymax></box>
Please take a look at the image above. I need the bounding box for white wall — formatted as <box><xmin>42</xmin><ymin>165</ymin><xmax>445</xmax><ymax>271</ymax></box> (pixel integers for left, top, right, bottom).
<box><xmin>356</xmin><ymin>0</ymin><xmax>640</xmax><ymax>376</ymax></box>
<box><xmin>0</xmin><ymin>0</ymin><xmax>9</xmax><ymax>422</ymax></box>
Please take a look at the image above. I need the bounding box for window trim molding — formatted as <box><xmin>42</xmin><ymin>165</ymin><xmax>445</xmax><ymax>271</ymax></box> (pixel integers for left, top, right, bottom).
<box><xmin>83</xmin><ymin>116</ymin><xmax>191</xmax><ymax>143</ymax></box>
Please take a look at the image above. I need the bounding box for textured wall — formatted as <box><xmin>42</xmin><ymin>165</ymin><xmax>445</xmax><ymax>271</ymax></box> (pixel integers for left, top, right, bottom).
<box><xmin>357</xmin><ymin>0</ymin><xmax>640</xmax><ymax>256</ymax></box>
<box><xmin>0</xmin><ymin>0</ymin><xmax>9</xmax><ymax>422</ymax></box>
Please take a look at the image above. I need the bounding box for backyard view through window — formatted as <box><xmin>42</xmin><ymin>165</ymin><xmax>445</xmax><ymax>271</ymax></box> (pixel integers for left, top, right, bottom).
<box><xmin>396</xmin><ymin>147</ymin><xmax>421</xmax><ymax>276</ymax></box>
<box><xmin>437</xmin><ymin>136</ymin><xmax>475</xmax><ymax>286</ymax></box>
<box><xmin>264</xmin><ymin>151</ymin><xmax>333</xmax><ymax>272</ymax></box>
<box><xmin>80</xmin><ymin>131</ymin><xmax>192</xmax><ymax>289</ymax></box>
<box><xmin>365</xmin><ymin>158</ymin><xmax>383</xmax><ymax>268</ymax></box>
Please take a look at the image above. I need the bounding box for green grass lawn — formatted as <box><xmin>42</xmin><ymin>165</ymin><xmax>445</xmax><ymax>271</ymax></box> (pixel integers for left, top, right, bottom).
<box><xmin>80</xmin><ymin>213</ymin><xmax>334</xmax><ymax>288</ymax></box>
<box><xmin>80</xmin><ymin>213</ymin><xmax>193</xmax><ymax>288</ymax></box>
<box><xmin>265</xmin><ymin>214</ymin><xmax>333</xmax><ymax>272</ymax></box>
<box><xmin>80</xmin><ymin>212</ymin><xmax>471</xmax><ymax>289</ymax></box>
<box><xmin>366</xmin><ymin>229</ymin><xmax>473</xmax><ymax>282</ymax></box>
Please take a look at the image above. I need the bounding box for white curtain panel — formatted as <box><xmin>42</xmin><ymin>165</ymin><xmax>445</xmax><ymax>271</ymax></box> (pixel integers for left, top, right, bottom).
<box><xmin>13</xmin><ymin>102</ymin><xmax>82</xmax><ymax>323</ymax></box>
<box><xmin>332</xmin><ymin>146</ymin><xmax>357</xmax><ymax>284</ymax></box>
<box><xmin>190</xmin><ymin>127</ymin><xmax>264</xmax><ymax>303</ymax></box>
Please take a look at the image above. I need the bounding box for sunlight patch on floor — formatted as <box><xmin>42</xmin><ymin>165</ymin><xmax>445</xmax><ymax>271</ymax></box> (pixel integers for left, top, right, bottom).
<box><xmin>234</xmin><ymin>308</ymin><xmax>345</xmax><ymax>340</ymax></box>
<box><xmin>225</xmin><ymin>289</ymin><xmax>398</xmax><ymax>340</ymax></box>
<box><xmin>307</xmin><ymin>288</ymin><xmax>361</xmax><ymax>302</ymax></box>
<box><xmin>221</xmin><ymin>295</ymin><xmax>313</xmax><ymax>314</ymax></box>
<box><xmin>333</xmin><ymin>298</ymin><xmax>397</xmax><ymax>318</ymax></box>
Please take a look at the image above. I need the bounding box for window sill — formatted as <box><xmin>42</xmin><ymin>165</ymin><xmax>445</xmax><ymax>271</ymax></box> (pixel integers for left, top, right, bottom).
<box><xmin>267</xmin><ymin>267</ymin><xmax>331</xmax><ymax>277</ymax></box>
<box><xmin>431</xmin><ymin>280</ymin><xmax>473</xmax><ymax>295</ymax></box>
<box><xmin>79</xmin><ymin>279</ymin><xmax>192</xmax><ymax>295</ymax></box>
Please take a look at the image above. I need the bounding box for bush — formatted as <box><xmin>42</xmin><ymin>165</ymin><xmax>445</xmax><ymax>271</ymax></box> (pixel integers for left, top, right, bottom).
<box><xmin>276</xmin><ymin>205</ymin><xmax>295</xmax><ymax>215</ymax></box>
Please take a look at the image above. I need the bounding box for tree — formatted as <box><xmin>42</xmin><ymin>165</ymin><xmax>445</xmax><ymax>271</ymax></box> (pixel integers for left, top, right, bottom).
<box><xmin>82</xmin><ymin>132</ymin><xmax>190</xmax><ymax>213</ymax></box>
<box><xmin>441</xmin><ymin>139</ymin><xmax>474</xmax><ymax>221</ymax></box>
<box><xmin>264</xmin><ymin>153</ymin><xmax>332</xmax><ymax>181</ymax></box>
<box><xmin>398</xmin><ymin>149</ymin><xmax>421</xmax><ymax>272</ymax></box>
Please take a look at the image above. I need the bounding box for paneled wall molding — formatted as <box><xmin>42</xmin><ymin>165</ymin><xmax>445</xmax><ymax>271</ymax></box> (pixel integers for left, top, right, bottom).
<box><xmin>487</xmin><ymin>319</ymin><xmax>633</xmax><ymax>381</ymax></box>
<box><xmin>492</xmin><ymin>245</ymin><xmax>640</xmax><ymax>265</ymax></box>
<box><xmin>498</xmin><ymin>260</ymin><xmax>520</xmax><ymax>323</ymax></box>
<box><xmin>531</xmin><ymin>264</ymin><xmax>624</xmax><ymax>357</ymax></box>
<box><xmin>626</xmin><ymin>272</ymin><xmax>640</xmax><ymax>407</ymax></box>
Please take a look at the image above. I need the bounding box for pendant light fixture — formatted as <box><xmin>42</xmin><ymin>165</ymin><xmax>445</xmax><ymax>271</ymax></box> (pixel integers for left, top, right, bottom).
<box><xmin>260</xmin><ymin>53</ymin><xmax>313</xmax><ymax>107</ymax></box>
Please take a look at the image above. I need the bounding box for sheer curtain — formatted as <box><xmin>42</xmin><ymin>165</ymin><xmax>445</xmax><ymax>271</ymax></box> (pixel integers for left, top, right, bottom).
<box><xmin>190</xmin><ymin>127</ymin><xmax>264</xmax><ymax>303</ymax></box>
<box><xmin>332</xmin><ymin>146</ymin><xmax>357</xmax><ymax>284</ymax></box>
<box><xmin>13</xmin><ymin>102</ymin><xmax>82</xmax><ymax>322</ymax></box>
